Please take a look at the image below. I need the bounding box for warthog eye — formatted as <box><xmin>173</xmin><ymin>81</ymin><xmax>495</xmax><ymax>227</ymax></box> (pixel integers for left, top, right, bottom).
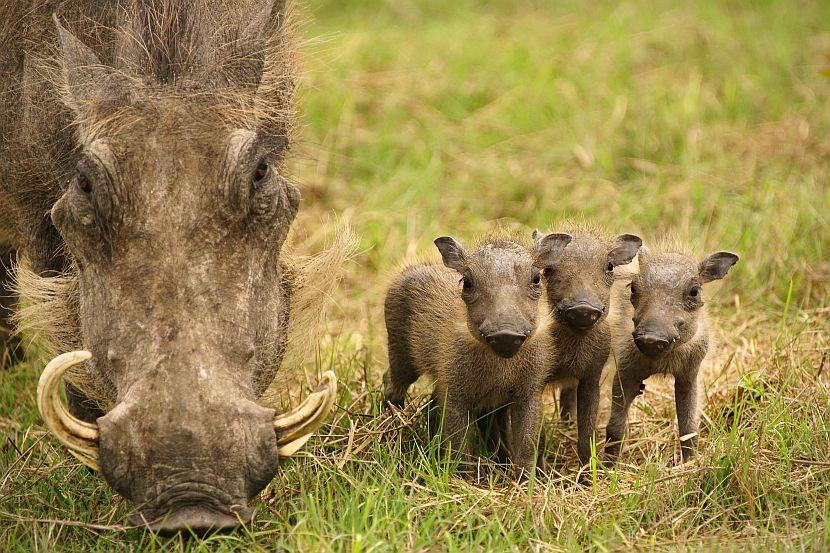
<box><xmin>76</xmin><ymin>171</ymin><xmax>91</xmax><ymax>194</ymax></box>
<box><xmin>606</xmin><ymin>261</ymin><xmax>614</xmax><ymax>273</ymax></box>
<box><xmin>461</xmin><ymin>276</ymin><xmax>474</xmax><ymax>291</ymax></box>
<box><xmin>532</xmin><ymin>273</ymin><xmax>542</xmax><ymax>285</ymax></box>
<box><xmin>253</xmin><ymin>160</ymin><xmax>269</xmax><ymax>185</ymax></box>
<box><xmin>684</xmin><ymin>284</ymin><xmax>703</xmax><ymax>310</ymax></box>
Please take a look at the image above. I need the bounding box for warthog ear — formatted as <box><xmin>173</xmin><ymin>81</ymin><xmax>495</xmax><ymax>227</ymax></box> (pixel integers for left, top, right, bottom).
<box><xmin>609</xmin><ymin>234</ymin><xmax>643</xmax><ymax>267</ymax></box>
<box><xmin>53</xmin><ymin>15</ymin><xmax>123</xmax><ymax>116</ymax></box>
<box><xmin>209</xmin><ymin>0</ymin><xmax>279</xmax><ymax>89</ymax></box>
<box><xmin>533</xmin><ymin>232</ymin><xmax>572</xmax><ymax>268</ymax></box>
<box><xmin>434</xmin><ymin>237</ymin><xmax>467</xmax><ymax>272</ymax></box>
<box><xmin>699</xmin><ymin>252</ymin><xmax>739</xmax><ymax>283</ymax></box>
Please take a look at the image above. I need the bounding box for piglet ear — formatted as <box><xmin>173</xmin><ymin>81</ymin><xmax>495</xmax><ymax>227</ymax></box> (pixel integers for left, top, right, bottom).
<box><xmin>609</xmin><ymin>234</ymin><xmax>643</xmax><ymax>267</ymax></box>
<box><xmin>699</xmin><ymin>252</ymin><xmax>739</xmax><ymax>283</ymax></box>
<box><xmin>533</xmin><ymin>232</ymin><xmax>572</xmax><ymax>268</ymax></box>
<box><xmin>434</xmin><ymin>237</ymin><xmax>467</xmax><ymax>272</ymax></box>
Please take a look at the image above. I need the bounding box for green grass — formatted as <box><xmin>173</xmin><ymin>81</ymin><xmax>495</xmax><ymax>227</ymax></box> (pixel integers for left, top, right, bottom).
<box><xmin>2</xmin><ymin>0</ymin><xmax>829</xmax><ymax>550</ymax></box>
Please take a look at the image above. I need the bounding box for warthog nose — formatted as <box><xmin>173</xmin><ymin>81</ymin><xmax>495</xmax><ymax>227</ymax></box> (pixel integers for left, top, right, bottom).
<box><xmin>633</xmin><ymin>333</ymin><xmax>672</xmax><ymax>357</ymax></box>
<box><xmin>485</xmin><ymin>331</ymin><xmax>527</xmax><ymax>358</ymax></box>
<box><xmin>98</xmin><ymin>396</ymin><xmax>279</xmax><ymax>533</ymax></box>
<box><xmin>563</xmin><ymin>303</ymin><xmax>603</xmax><ymax>330</ymax></box>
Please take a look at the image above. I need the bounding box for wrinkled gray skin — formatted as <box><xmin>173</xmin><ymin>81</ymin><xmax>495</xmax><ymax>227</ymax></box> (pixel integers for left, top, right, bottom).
<box><xmin>383</xmin><ymin>235</ymin><xmax>571</xmax><ymax>480</ymax></box>
<box><xmin>536</xmin><ymin>231</ymin><xmax>642</xmax><ymax>466</ymax></box>
<box><xmin>0</xmin><ymin>0</ymin><xmax>301</xmax><ymax>531</ymax></box>
<box><xmin>605</xmin><ymin>250</ymin><xmax>738</xmax><ymax>463</ymax></box>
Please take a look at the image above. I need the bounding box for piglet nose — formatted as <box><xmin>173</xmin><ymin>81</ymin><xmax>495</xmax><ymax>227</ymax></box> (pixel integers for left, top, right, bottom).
<box><xmin>633</xmin><ymin>333</ymin><xmax>674</xmax><ymax>357</ymax></box>
<box><xmin>563</xmin><ymin>303</ymin><xmax>603</xmax><ymax>330</ymax></box>
<box><xmin>485</xmin><ymin>331</ymin><xmax>527</xmax><ymax>359</ymax></box>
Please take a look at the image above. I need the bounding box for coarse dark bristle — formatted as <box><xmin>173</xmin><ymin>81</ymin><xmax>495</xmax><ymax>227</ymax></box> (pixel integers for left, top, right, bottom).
<box><xmin>44</xmin><ymin>1</ymin><xmax>299</xmax><ymax>140</ymax></box>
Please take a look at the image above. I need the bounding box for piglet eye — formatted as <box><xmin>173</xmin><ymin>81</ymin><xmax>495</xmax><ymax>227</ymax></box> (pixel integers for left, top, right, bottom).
<box><xmin>532</xmin><ymin>273</ymin><xmax>542</xmax><ymax>285</ymax></box>
<box><xmin>253</xmin><ymin>161</ymin><xmax>269</xmax><ymax>185</ymax></box>
<box><xmin>461</xmin><ymin>276</ymin><xmax>474</xmax><ymax>290</ymax></box>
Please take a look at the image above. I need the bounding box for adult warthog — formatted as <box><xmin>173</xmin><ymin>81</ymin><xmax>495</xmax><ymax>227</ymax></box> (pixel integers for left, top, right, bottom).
<box><xmin>0</xmin><ymin>0</ymin><xmax>340</xmax><ymax>532</ymax></box>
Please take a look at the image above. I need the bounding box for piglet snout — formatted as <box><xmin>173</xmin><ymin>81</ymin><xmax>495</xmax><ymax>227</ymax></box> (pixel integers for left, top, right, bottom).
<box><xmin>486</xmin><ymin>331</ymin><xmax>527</xmax><ymax>358</ymax></box>
<box><xmin>633</xmin><ymin>332</ymin><xmax>677</xmax><ymax>357</ymax></box>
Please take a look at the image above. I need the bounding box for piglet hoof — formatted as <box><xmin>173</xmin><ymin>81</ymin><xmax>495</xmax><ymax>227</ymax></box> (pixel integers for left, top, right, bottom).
<box><xmin>604</xmin><ymin>434</ymin><xmax>624</xmax><ymax>458</ymax></box>
<box><xmin>573</xmin><ymin>462</ymin><xmax>602</xmax><ymax>486</ymax></box>
<box><xmin>680</xmin><ymin>448</ymin><xmax>697</xmax><ymax>464</ymax></box>
<box><xmin>575</xmin><ymin>470</ymin><xmax>592</xmax><ymax>487</ymax></box>
<box><xmin>532</xmin><ymin>465</ymin><xmax>550</xmax><ymax>482</ymax></box>
<box><xmin>679</xmin><ymin>432</ymin><xmax>698</xmax><ymax>463</ymax></box>
<box><xmin>603</xmin><ymin>453</ymin><xmax>621</xmax><ymax>470</ymax></box>
<box><xmin>513</xmin><ymin>465</ymin><xmax>536</xmax><ymax>484</ymax></box>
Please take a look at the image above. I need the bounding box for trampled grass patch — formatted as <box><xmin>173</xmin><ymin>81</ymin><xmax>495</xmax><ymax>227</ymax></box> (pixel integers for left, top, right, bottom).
<box><xmin>1</xmin><ymin>0</ymin><xmax>829</xmax><ymax>550</ymax></box>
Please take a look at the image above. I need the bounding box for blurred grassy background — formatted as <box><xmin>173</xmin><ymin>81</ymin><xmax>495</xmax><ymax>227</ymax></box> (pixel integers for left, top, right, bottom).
<box><xmin>2</xmin><ymin>0</ymin><xmax>829</xmax><ymax>550</ymax></box>
<box><xmin>292</xmin><ymin>0</ymin><xmax>828</xmax><ymax>318</ymax></box>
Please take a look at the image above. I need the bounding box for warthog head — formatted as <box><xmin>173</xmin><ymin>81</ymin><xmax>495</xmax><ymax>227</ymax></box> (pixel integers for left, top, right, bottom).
<box><xmin>434</xmin><ymin>233</ymin><xmax>571</xmax><ymax>358</ymax></box>
<box><xmin>630</xmin><ymin>249</ymin><xmax>739</xmax><ymax>357</ymax></box>
<box><xmin>535</xmin><ymin>229</ymin><xmax>642</xmax><ymax>332</ymax></box>
<box><xmin>33</xmin><ymin>1</ymin><xmax>338</xmax><ymax>532</ymax></box>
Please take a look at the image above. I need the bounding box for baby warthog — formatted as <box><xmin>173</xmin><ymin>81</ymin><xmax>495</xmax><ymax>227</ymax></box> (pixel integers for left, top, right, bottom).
<box><xmin>534</xmin><ymin>226</ymin><xmax>642</xmax><ymax>466</ymax></box>
<box><xmin>383</xmin><ymin>233</ymin><xmax>572</xmax><ymax>479</ymax></box>
<box><xmin>605</xmin><ymin>245</ymin><xmax>739</xmax><ymax>463</ymax></box>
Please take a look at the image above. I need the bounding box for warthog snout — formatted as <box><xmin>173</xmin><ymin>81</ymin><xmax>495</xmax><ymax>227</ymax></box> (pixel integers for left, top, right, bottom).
<box><xmin>632</xmin><ymin>314</ymin><xmax>680</xmax><ymax>357</ymax></box>
<box><xmin>560</xmin><ymin>302</ymin><xmax>605</xmax><ymax>331</ymax></box>
<box><xmin>38</xmin><ymin>352</ymin><xmax>337</xmax><ymax>532</ymax></box>
<box><xmin>98</xmin><ymin>397</ymin><xmax>278</xmax><ymax>532</ymax></box>
<box><xmin>633</xmin><ymin>331</ymin><xmax>678</xmax><ymax>357</ymax></box>
<box><xmin>485</xmin><ymin>330</ymin><xmax>527</xmax><ymax>358</ymax></box>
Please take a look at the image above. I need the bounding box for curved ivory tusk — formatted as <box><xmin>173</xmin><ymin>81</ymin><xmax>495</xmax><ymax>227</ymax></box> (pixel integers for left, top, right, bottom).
<box><xmin>37</xmin><ymin>350</ymin><xmax>100</xmax><ymax>471</ymax></box>
<box><xmin>274</xmin><ymin>371</ymin><xmax>337</xmax><ymax>458</ymax></box>
<box><xmin>276</xmin><ymin>433</ymin><xmax>314</xmax><ymax>458</ymax></box>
